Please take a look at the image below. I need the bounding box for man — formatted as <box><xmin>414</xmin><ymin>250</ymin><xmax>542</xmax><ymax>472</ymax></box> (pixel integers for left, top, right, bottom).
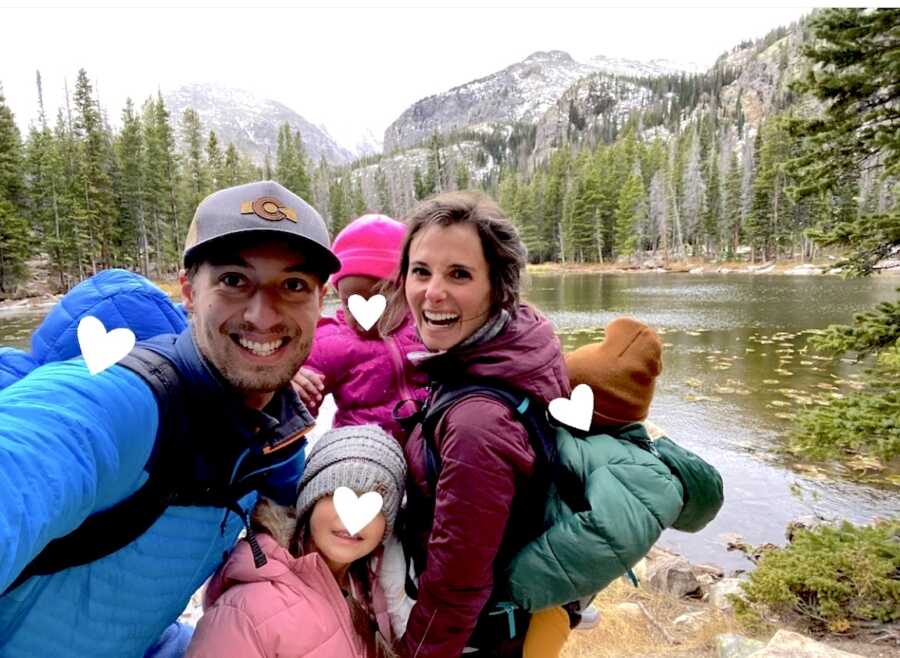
<box><xmin>0</xmin><ymin>181</ymin><xmax>340</xmax><ymax>657</ymax></box>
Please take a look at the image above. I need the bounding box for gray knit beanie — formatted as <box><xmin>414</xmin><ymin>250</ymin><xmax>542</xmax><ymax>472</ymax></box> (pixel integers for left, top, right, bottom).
<box><xmin>295</xmin><ymin>425</ymin><xmax>407</xmax><ymax>540</ymax></box>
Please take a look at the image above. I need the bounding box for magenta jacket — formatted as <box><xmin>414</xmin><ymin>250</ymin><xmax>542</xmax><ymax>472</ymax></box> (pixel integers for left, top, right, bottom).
<box><xmin>187</xmin><ymin>534</ymin><xmax>392</xmax><ymax>658</ymax></box>
<box><xmin>305</xmin><ymin>309</ymin><xmax>428</xmax><ymax>444</ymax></box>
<box><xmin>399</xmin><ymin>304</ymin><xmax>570</xmax><ymax>657</ymax></box>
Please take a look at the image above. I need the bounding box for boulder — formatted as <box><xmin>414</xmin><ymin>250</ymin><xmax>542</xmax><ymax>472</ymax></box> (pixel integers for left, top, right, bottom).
<box><xmin>785</xmin><ymin>515</ymin><xmax>832</xmax><ymax>542</ymax></box>
<box><xmin>673</xmin><ymin>610</ymin><xmax>709</xmax><ymax>630</ymax></box>
<box><xmin>709</xmin><ymin>578</ymin><xmax>746</xmax><ymax>612</ymax></box>
<box><xmin>646</xmin><ymin>554</ymin><xmax>702</xmax><ymax>598</ymax></box>
<box><xmin>716</xmin><ymin>633</ymin><xmax>766</xmax><ymax>658</ymax></box>
<box><xmin>747</xmin><ymin>630</ymin><xmax>864</xmax><ymax>657</ymax></box>
<box><xmin>612</xmin><ymin>602</ymin><xmax>644</xmax><ymax>622</ymax></box>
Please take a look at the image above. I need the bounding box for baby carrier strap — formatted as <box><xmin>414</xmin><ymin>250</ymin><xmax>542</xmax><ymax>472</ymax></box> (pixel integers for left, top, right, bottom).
<box><xmin>419</xmin><ymin>379</ymin><xmax>560</xmax><ymax>493</ymax></box>
<box><xmin>3</xmin><ymin>347</ymin><xmax>188</xmax><ymax>595</ymax></box>
<box><xmin>404</xmin><ymin>379</ymin><xmax>562</xmax><ymax>648</ymax></box>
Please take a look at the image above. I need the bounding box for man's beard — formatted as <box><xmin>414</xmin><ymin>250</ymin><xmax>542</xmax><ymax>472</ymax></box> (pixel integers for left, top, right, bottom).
<box><xmin>194</xmin><ymin>322</ymin><xmax>313</xmax><ymax>396</ymax></box>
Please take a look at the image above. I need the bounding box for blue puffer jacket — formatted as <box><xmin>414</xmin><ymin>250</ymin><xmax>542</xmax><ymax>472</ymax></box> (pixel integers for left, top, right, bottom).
<box><xmin>0</xmin><ymin>270</ymin><xmax>310</xmax><ymax>658</ymax></box>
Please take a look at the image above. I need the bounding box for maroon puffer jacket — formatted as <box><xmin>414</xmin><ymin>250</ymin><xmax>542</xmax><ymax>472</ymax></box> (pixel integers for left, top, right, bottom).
<box><xmin>399</xmin><ymin>304</ymin><xmax>569</xmax><ymax>658</ymax></box>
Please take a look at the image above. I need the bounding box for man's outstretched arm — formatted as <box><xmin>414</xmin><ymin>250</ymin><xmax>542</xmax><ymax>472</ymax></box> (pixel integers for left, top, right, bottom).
<box><xmin>0</xmin><ymin>360</ymin><xmax>159</xmax><ymax>591</ymax></box>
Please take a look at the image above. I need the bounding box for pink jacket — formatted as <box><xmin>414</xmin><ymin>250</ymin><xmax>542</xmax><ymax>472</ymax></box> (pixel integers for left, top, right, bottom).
<box><xmin>187</xmin><ymin>534</ymin><xmax>392</xmax><ymax>658</ymax></box>
<box><xmin>305</xmin><ymin>309</ymin><xmax>427</xmax><ymax>444</ymax></box>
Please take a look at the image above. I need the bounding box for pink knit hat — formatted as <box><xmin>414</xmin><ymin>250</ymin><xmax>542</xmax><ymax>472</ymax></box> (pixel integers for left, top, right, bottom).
<box><xmin>330</xmin><ymin>214</ymin><xmax>407</xmax><ymax>287</ymax></box>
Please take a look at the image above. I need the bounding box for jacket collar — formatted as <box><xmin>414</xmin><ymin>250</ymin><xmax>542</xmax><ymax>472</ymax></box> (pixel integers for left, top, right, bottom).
<box><xmin>146</xmin><ymin>328</ymin><xmax>314</xmax><ymax>453</ymax></box>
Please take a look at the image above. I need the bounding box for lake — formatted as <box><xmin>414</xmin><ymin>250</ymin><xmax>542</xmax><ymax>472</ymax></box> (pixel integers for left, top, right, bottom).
<box><xmin>1</xmin><ymin>272</ymin><xmax>898</xmax><ymax>572</ymax></box>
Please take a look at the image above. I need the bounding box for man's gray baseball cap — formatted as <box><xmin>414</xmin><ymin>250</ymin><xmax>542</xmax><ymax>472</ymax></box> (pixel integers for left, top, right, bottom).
<box><xmin>183</xmin><ymin>180</ymin><xmax>341</xmax><ymax>277</ymax></box>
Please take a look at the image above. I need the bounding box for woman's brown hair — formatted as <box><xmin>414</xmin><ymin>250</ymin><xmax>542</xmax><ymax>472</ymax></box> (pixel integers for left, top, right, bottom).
<box><xmin>379</xmin><ymin>190</ymin><xmax>527</xmax><ymax>337</ymax></box>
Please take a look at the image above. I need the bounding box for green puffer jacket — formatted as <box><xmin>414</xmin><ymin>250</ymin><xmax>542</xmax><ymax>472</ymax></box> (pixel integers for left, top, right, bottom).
<box><xmin>503</xmin><ymin>423</ymin><xmax>723</xmax><ymax>612</ymax></box>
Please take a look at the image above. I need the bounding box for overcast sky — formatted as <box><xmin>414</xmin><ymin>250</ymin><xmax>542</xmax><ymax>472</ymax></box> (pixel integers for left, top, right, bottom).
<box><xmin>1</xmin><ymin>2</ymin><xmax>813</xmax><ymax>151</ymax></box>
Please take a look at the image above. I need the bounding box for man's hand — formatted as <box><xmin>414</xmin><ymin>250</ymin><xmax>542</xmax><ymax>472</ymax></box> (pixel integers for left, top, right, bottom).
<box><xmin>291</xmin><ymin>367</ymin><xmax>325</xmax><ymax>412</ymax></box>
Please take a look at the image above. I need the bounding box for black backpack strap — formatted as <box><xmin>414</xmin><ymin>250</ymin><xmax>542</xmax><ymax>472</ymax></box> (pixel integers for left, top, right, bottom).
<box><xmin>3</xmin><ymin>348</ymin><xmax>185</xmax><ymax>595</ymax></box>
<box><xmin>420</xmin><ymin>381</ymin><xmax>559</xmax><ymax>493</ymax></box>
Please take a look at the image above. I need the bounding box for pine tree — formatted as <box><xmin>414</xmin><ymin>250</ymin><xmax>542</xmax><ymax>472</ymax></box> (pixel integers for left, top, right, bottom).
<box><xmin>681</xmin><ymin>131</ymin><xmax>706</xmax><ymax>255</ymax></box>
<box><xmin>223</xmin><ymin>143</ymin><xmax>240</xmax><ymax>187</ymax></box>
<box><xmin>413</xmin><ymin>165</ymin><xmax>431</xmax><ymax>201</ymax></box>
<box><xmin>724</xmin><ymin>151</ymin><xmax>743</xmax><ymax>258</ymax></box>
<box><xmin>207</xmin><ymin>131</ymin><xmax>224</xmax><ymax>191</ymax></box>
<box><xmin>455</xmin><ymin>161</ymin><xmax>471</xmax><ymax>190</ymax></box>
<box><xmin>747</xmin><ymin>128</ymin><xmax>771</xmax><ymax>262</ymax></box>
<box><xmin>375</xmin><ymin>166</ymin><xmax>393</xmax><ymax>216</ymax></box>
<box><xmin>329</xmin><ymin>176</ymin><xmax>349</xmax><ymax>234</ymax></box>
<box><xmin>350</xmin><ymin>177</ymin><xmax>367</xmax><ymax>217</ymax></box>
<box><xmin>615</xmin><ymin>166</ymin><xmax>647</xmax><ymax>258</ymax></box>
<box><xmin>71</xmin><ymin>68</ymin><xmax>117</xmax><ymax>271</ymax></box>
<box><xmin>786</xmin><ymin>8</ymin><xmax>900</xmax><ymax>463</ymax></box>
<box><xmin>291</xmin><ymin>129</ymin><xmax>312</xmax><ymax>200</ymax></box>
<box><xmin>180</xmin><ymin>108</ymin><xmax>208</xmax><ymax>219</ymax></box>
<box><xmin>0</xmin><ymin>88</ymin><xmax>30</xmax><ymax>292</ymax></box>
<box><xmin>424</xmin><ymin>134</ymin><xmax>445</xmax><ymax>194</ymax></box>
<box><xmin>648</xmin><ymin>170</ymin><xmax>669</xmax><ymax>263</ymax></box>
<box><xmin>569</xmin><ymin>153</ymin><xmax>602</xmax><ymax>262</ymax></box>
<box><xmin>515</xmin><ymin>178</ymin><xmax>545</xmax><ymax>262</ymax></box>
<box><xmin>116</xmin><ymin>98</ymin><xmax>149</xmax><ymax>273</ymax></box>
<box><xmin>703</xmin><ymin>146</ymin><xmax>722</xmax><ymax>257</ymax></box>
<box><xmin>541</xmin><ymin>150</ymin><xmax>569</xmax><ymax>261</ymax></box>
<box><xmin>25</xmin><ymin>71</ymin><xmax>66</xmax><ymax>288</ymax></box>
<box><xmin>143</xmin><ymin>94</ymin><xmax>180</xmax><ymax>275</ymax></box>
<box><xmin>790</xmin><ymin>8</ymin><xmax>900</xmax><ymax>275</ymax></box>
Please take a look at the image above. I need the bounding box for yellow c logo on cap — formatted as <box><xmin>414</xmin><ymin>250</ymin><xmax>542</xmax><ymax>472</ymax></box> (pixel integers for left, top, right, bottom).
<box><xmin>240</xmin><ymin>196</ymin><xmax>298</xmax><ymax>222</ymax></box>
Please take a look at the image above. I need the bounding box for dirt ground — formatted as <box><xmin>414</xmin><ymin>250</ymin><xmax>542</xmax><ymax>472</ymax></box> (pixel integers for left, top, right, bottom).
<box><xmin>559</xmin><ymin>580</ymin><xmax>897</xmax><ymax>658</ymax></box>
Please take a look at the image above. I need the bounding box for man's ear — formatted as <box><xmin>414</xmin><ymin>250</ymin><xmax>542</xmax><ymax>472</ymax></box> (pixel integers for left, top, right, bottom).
<box><xmin>180</xmin><ymin>269</ymin><xmax>195</xmax><ymax>312</ymax></box>
<box><xmin>317</xmin><ymin>284</ymin><xmax>326</xmax><ymax>312</ymax></box>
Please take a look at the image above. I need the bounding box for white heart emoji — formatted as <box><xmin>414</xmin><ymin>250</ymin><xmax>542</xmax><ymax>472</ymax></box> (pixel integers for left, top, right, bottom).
<box><xmin>77</xmin><ymin>316</ymin><xmax>136</xmax><ymax>376</ymax></box>
<box><xmin>548</xmin><ymin>384</ymin><xmax>594</xmax><ymax>432</ymax></box>
<box><xmin>347</xmin><ymin>294</ymin><xmax>387</xmax><ymax>331</ymax></box>
<box><xmin>333</xmin><ymin>486</ymin><xmax>384</xmax><ymax>536</ymax></box>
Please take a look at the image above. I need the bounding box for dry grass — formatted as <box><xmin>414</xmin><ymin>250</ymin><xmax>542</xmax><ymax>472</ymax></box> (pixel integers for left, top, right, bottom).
<box><xmin>560</xmin><ymin>580</ymin><xmax>738</xmax><ymax>658</ymax></box>
<box><xmin>152</xmin><ymin>280</ymin><xmax>181</xmax><ymax>297</ymax></box>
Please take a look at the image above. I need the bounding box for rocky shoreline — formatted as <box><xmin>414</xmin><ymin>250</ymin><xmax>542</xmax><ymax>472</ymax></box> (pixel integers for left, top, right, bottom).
<box><xmin>528</xmin><ymin>258</ymin><xmax>900</xmax><ymax>277</ymax></box>
<box><xmin>175</xmin><ymin>533</ymin><xmax>895</xmax><ymax>658</ymax></box>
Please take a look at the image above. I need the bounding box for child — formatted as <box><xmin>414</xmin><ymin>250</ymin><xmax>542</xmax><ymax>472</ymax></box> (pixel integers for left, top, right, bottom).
<box><xmin>186</xmin><ymin>425</ymin><xmax>407</xmax><ymax>658</ymax></box>
<box><xmin>292</xmin><ymin>214</ymin><xmax>427</xmax><ymax>444</ymax></box>
<box><xmin>516</xmin><ymin>317</ymin><xmax>724</xmax><ymax>657</ymax></box>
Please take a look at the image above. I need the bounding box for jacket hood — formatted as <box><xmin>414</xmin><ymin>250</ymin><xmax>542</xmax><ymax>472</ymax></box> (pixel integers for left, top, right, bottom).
<box><xmin>31</xmin><ymin>269</ymin><xmax>187</xmax><ymax>364</ymax></box>
<box><xmin>420</xmin><ymin>303</ymin><xmax>569</xmax><ymax>407</ymax></box>
<box><xmin>205</xmin><ymin>534</ymin><xmax>320</xmax><ymax>606</ymax></box>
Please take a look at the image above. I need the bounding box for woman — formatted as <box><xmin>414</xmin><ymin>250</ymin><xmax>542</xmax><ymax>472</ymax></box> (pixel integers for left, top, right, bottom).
<box><xmin>384</xmin><ymin>191</ymin><xmax>569</xmax><ymax>657</ymax></box>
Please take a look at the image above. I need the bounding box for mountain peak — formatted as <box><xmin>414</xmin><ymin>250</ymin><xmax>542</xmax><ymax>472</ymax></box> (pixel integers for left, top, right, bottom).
<box><xmin>163</xmin><ymin>82</ymin><xmax>353</xmax><ymax>166</ymax></box>
<box><xmin>522</xmin><ymin>50</ymin><xmax>575</xmax><ymax>64</ymax></box>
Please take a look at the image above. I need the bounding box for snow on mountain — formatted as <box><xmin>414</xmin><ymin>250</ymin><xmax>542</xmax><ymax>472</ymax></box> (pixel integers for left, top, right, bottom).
<box><xmin>382</xmin><ymin>50</ymin><xmax>599</xmax><ymax>153</ymax></box>
<box><xmin>587</xmin><ymin>54</ymin><xmax>704</xmax><ymax>78</ymax></box>
<box><xmin>163</xmin><ymin>83</ymin><xmax>354</xmax><ymax>166</ymax></box>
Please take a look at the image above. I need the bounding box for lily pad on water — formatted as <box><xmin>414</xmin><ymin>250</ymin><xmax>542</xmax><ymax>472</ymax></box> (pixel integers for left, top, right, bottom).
<box><xmin>774</xmin><ymin>368</ymin><xmax>794</xmax><ymax>376</ymax></box>
<box><xmin>775</xmin><ymin>412</ymin><xmax>797</xmax><ymax>420</ymax></box>
<box><xmin>762</xmin><ymin>379</ymin><xmax>780</xmax><ymax>385</ymax></box>
<box><xmin>685</xmin><ymin>394</ymin><xmax>722</xmax><ymax>402</ymax></box>
<box><xmin>684</xmin><ymin>378</ymin><xmax>703</xmax><ymax>388</ymax></box>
